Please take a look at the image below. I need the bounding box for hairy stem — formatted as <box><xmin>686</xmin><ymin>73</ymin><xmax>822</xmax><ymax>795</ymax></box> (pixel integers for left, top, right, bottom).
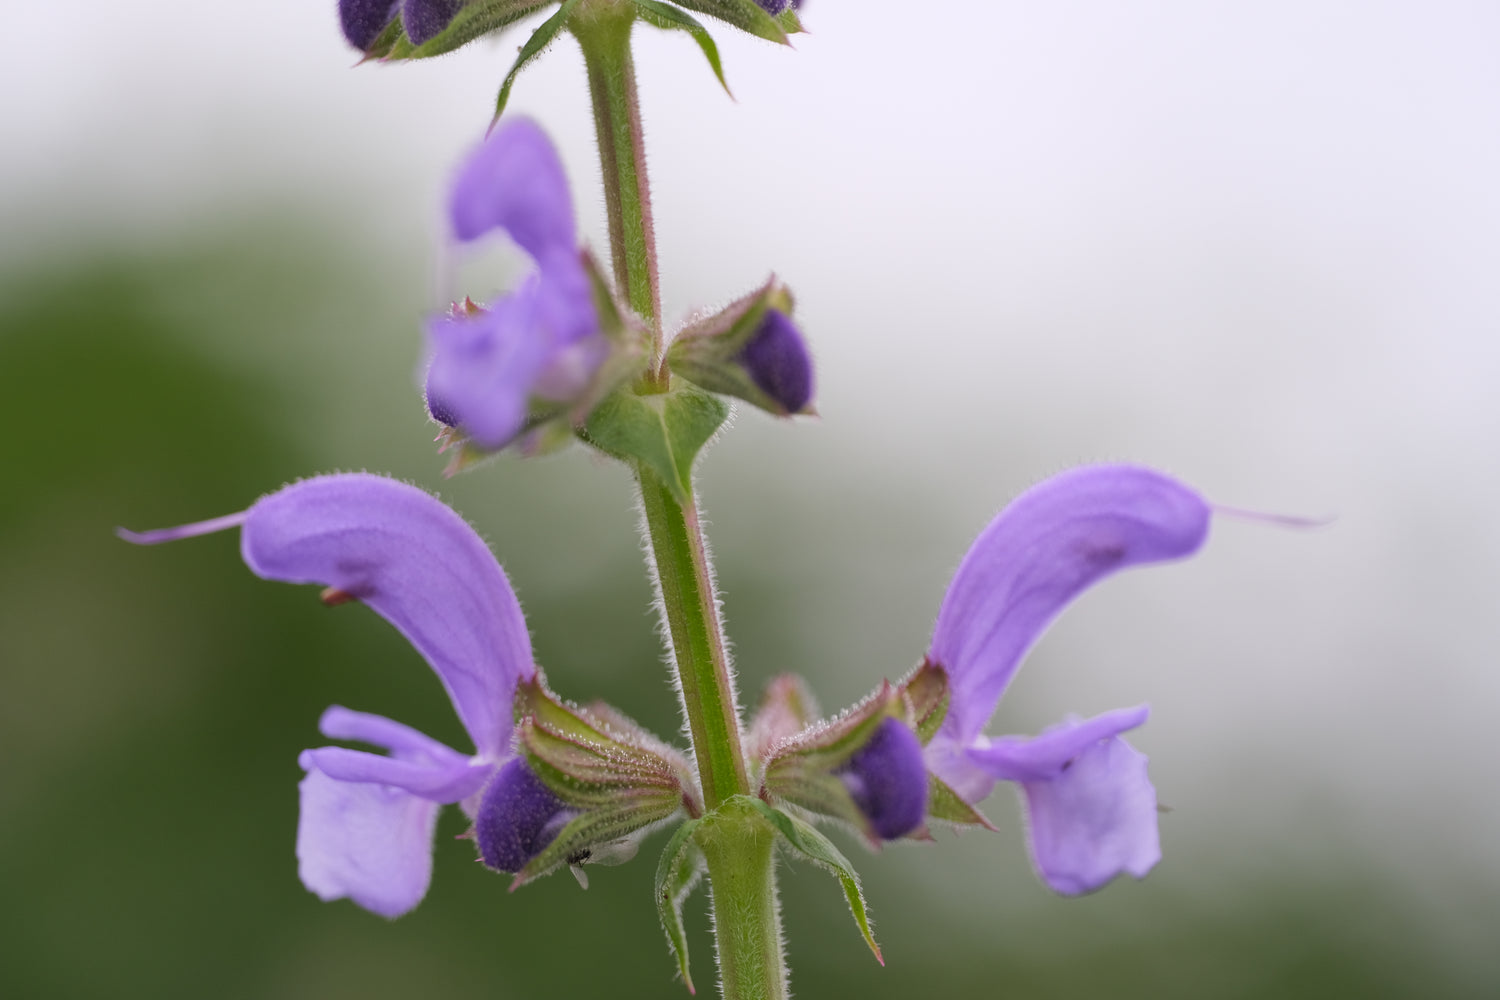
<box><xmin>698</xmin><ymin>799</ymin><xmax>790</xmax><ymax>1000</ymax></box>
<box><xmin>574</xmin><ymin>12</ymin><xmax>779</xmax><ymax>998</ymax></box>
<box><xmin>636</xmin><ymin>464</ymin><xmax>749</xmax><ymax>810</ymax></box>
<box><xmin>574</xmin><ymin>8</ymin><xmax>665</xmax><ymax>381</ymax></box>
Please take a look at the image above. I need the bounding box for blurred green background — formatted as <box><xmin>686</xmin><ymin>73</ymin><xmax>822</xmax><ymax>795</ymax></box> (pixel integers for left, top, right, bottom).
<box><xmin>5</xmin><ymin>2</ymin><xmax>1500</xmax><ymax>998</ymax></box>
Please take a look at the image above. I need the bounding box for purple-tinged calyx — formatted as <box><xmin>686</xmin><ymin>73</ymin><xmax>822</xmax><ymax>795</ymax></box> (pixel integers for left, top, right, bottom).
<box><xmin>758</xmin><ymin>677</ymin><xmax>928</xmax><ymax>844</ymax></box>
<box><xmin>915</xmin><ymin>464</ymin><xmax>1211</xmax><ymax>895</ymax></box>
<box><xmin>498</xmin><ymin>676</ymin><xmax>697</xmax><ymax>886</ymax></box>
<box><xmin>666</xmin><ymin>276</ymin><xmax>816</xmax><ymax>417</ymax></box>
<box><xmin>753</xmin><ymin>0</ymin><xmax>793</xmax><ymax>14</ymax></box>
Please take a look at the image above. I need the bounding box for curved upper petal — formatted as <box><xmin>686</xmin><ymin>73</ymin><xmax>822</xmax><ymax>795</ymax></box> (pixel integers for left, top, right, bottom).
<box><xmin>992</xmin><ymin>718</ymin><xmax>1161</xmax><ymax>895</ymax></box>
<box><xmin>450</xmin><ymin>117</ymin><xmax>576</xmax><ymax>261</ymax></box>
<box><xmin>296</xmin><ymin>766</ymin><xmax>441</xmax><ymax>918</ymax></box>
<box><xmin>930</xmin><ymin>465</ymin><xmax>1208</xmax><ymax>745</ymax></box>
<box><xmin>241</xmin><ymin>474</ymin><xmax>534</xmax><ymax>757</ymax></box>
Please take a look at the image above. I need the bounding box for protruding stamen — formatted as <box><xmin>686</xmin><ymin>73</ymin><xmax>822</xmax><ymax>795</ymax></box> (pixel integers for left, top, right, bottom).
<box><xmin>115</xmin><ymin>511</ymin><xmax>247</xmax><ymax>546</ymax></box>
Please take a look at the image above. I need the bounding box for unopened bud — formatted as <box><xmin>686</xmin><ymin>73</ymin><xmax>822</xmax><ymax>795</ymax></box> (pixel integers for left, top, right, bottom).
<box><xmin>339</xmin><ymin>0</ymin><xmax>399</xmax><ymax>52</ymax></box>
<box><xmin>839</xmin><ymin>717</ymin><xmax>927</xmax><ymax>840</ymax></box>
<box><xmin>760</xmin><ymin>679</ymin><xmax>928</xmax><ymax>842</ymax></box>
<box><xmin>402</xmin><ymin>0</ymin><xmax>463</xmax><ymax>45</ymax></box>
<box><xmin>739</xmin><ymin>310</ymin><xmax>814</xmax><ymax>416</ymax></box>
<box><xmin>667</xmin><ymin>277</ymin><xmax>816</xmax><ymax>417</ymax></box>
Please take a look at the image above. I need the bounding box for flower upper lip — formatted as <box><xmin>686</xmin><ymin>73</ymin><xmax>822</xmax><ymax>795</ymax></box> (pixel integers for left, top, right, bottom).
<box><xmin>425</xmin><ymin>117</ymin><xmax>606</xmax><ymax>452</ymax></box>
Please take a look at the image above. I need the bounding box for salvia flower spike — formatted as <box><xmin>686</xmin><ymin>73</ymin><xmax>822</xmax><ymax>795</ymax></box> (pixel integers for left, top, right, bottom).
<box><xmin>921</xmin><ymin>464</ymin><xmax>1210</xmax><ymax>894</ymax></box>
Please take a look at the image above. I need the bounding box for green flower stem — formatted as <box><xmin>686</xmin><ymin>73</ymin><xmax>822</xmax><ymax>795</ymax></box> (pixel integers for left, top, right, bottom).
<box><xmin>573</xmin><ymin>7</ymin><xmax>666</xmax><ymax>381</ymax></box>
<box><xmin>574</xmin><ymin>2</ymin><xmax>748</xmax><ymax>808</ymax></box>
<box><xmin>635</xmin><ymin>462</ymin><xmax>749</xmax><ymax>810</ymax></box>
<box><xmin>698</xmin><ymin>798</ymin><xmax>791</xmax><ymax>1000</ymax></box>
<box><xmin>574</xmin><ymin>11</ymin><xmax>779</xmax><ymax>996</ymax></box>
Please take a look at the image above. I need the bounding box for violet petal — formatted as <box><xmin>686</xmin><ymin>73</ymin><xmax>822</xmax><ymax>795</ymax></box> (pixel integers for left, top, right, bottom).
<box><xmin>931</xmin><ymin>465</ymin><xmax>1208</xmax><ymax>747</ymax></box>
<box><xmin>450</xmin><ymin>117</ymin><xmax>576</xmax><ymax>260</ymax></box>
<box><xmin>300</xmin><ymin>747</ymin><xmax>492</xmax><ymax>803</ymax></box>
<box><xmin>241</xmin><ymin>473</ymin><xmax>534</xmax><ymax>758</ymax></box>
<box><xmin>318</xmin><ymin>704</ymin><xmax>468</xmax><ymax>761</ymax></box>
<box><xmin>425</xmin><ymin>278</ymin><xmax>552</xmax><ymax>450</ymax></box>
<box><xmin>296</xmin><ymin>766</ymin><xmax>441</xmax><ymax>918</ymax></box>
<box><xmin>1014</xmin><ymin>727</ymin><xmax>1159</xmax><ymax>895</ymax></box>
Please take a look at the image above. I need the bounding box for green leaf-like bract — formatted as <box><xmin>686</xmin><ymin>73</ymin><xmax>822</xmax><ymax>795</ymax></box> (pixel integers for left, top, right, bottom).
<box><xmin>748</xmin><ymin>799</ymin><xmax>883</xmax><ymax>965</ymax></box>
<box><xmin>582</xmin><ymin>384</ymin><xmax>729</xmax><ymax>504</ymax></box>
<box><xmin>668</xmin><ymin>0</ymin><xmax>788</xmax><ymax>44</ymax></box>
<box><xmin>493</xmin><ymin>0</ymin><xmax>584</xmax><ymax>124</ymax></box>
<box><xmin>655</xmin><ymin>819</ymin><xmax>705</xmax><ymax>993</ymax></box>
<box><xmin>632</xmin><ymin>0</ymin><xmax>731</xmax><ymax>96</ymax></box>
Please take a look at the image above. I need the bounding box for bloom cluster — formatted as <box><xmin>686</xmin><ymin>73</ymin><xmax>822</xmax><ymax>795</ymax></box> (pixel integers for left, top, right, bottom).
<box><xmin>124</xmin><ymin>10</ymin><xmax>1234</xmax><ymax>994</ymax></box>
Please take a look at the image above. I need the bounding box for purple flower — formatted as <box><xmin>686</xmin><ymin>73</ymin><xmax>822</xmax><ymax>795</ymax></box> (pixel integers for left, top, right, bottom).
<box><xmin>121</xmin><ymin>473</ymin><xmax>557</xmax><ymax>916</ymax></box>
<box><xmin>923</xmin><ymin>465</ymin><xmax>1210</xmax><ymax>894</ymax></box>
<box><xmin>425</xmin><ymin>118</ymin><xmax>604</xmax><ymax>451</ymax></box>
<box><xmin>338</xmin><ymin>0</ymin><xmax>465</xmax><ymax>51</ymax></box>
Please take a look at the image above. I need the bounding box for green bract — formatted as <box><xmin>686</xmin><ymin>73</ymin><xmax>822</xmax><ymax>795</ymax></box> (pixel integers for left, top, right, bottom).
<box><xmin>360</xmin><ymin>0</ymin><xmax>801</xmax><ymax>121</ymax></box>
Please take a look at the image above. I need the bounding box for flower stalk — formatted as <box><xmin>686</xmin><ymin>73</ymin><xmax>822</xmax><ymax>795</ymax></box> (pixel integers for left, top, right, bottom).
<box><xmin>697</xmin><ymin>798</ymin><xmax>791</xmax><ymax>1000</ymax></box>
<box><xmin>574</xmin><ymin>7</ymin><xmax>666</xmax><ymax>380</ymax></box>
<box><xmin>575</xmin><ymin>13</ymin><xmax>780</xmax><ymax>998</ymax></box>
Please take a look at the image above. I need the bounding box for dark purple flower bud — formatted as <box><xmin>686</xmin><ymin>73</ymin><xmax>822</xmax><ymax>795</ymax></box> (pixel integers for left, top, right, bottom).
<box><xmin>838</xmin><ymin>717</ymin><xmax>928</xmax><ymax>840</ymax></box>
<box><xmin>425</xmin><ymin>389</ymin><xmax>459</xmax><ymax>429</ymax></box>
<box><xmin>475</xmin><ymin>758</ymin><xmax>575</xmax><ymax>873</ymax></box>
<box><xmin>738</xmin><ymin>310</ymin><xmax>814</xmax><ymax>415</ymax></box>
<box><xmin>340</xmin><ymin>0</ymin><xmax>401</xmax><ymax>51</ymax></box>
<box><xmin>754</xmin><ymin>0</ymin><xmax>793</xmax><ymax>13</ymax></box>
<box><xmin>402</xmin><ymin>0</ymin><xmax>465</xmax><ymax>46</ymax></box>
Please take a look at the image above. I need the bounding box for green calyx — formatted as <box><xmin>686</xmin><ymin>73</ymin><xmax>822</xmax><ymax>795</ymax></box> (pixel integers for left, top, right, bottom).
<box><xmin>359</xmin><ymin>0</ymin><xmax>800</xmax><ymax>123</ymax></box>
<box><xmin>508</xmin><ymin>674</ymin><xmax>699</xmax><ymax>887</ymax></box>
<box><xmin>757</xmin><ymin>678</ymin><xmax>908</xmax><ymax>843</ymax></box>
<box><xmin>666</xmin><ymin>276</ymin><xmax>811</xmax><ymax>418</ymax></box>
